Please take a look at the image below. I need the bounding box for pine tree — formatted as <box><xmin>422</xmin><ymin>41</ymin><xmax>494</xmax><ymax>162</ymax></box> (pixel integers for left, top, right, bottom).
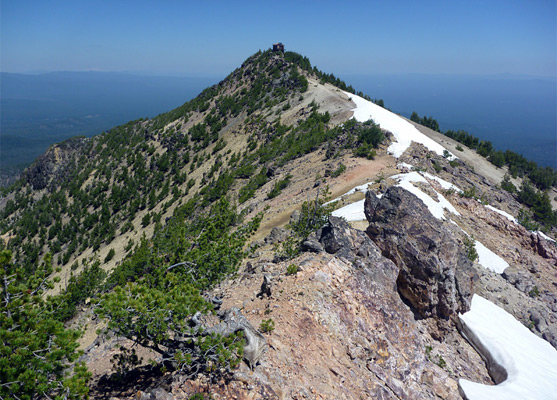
<box><xmin>0</xmin><ymin>251</ymin><xmax>90</xmax><ymax>399</ymax></box>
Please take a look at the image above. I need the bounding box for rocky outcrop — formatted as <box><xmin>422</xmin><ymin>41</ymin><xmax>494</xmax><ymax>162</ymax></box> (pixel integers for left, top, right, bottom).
<box><xmin>23</xmin><ymin>136</ymin><xmax>88</xmax><ymax>190</ymax></box>
<box><xmin>365</xmin><ymin>186</ymin><xmax>477</xmax><ymax>335</ymax></box>
<box><xmin>178</xmin><ymin>214</ymin><xmax>491</xmax><ymax>399</ymax></box>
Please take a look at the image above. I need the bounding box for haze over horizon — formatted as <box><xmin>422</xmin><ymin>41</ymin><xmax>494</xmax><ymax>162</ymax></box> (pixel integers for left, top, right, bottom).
<box><xmin>1</xmin><ymin>1</ymin><xmax>556</xmax><ymax>171</ymax></box>
<box><xmin>2</xmin><ymin>0</ymin><xmax>556</xmax><ymax>79</ymax></box>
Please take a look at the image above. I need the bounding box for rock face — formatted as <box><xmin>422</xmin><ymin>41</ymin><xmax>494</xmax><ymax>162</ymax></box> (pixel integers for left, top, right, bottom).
<box><xmin>87</xmin><ymin>197</ymin><xmax>492</xmax><ymax>400</ymax></box>
<box><xmin>365</xmin><ymin>186</ymin><xmax>477</xmax><ymax>335</ymax></box>
<box><xmin>23</xmin><ymin>137</ymin><xmax>88</xmax><ymax>190</ymax></box>
<box><xmin>180</xmin><ymin>214</ymin><xmax>490</xmax><ymax>399</ymax></box>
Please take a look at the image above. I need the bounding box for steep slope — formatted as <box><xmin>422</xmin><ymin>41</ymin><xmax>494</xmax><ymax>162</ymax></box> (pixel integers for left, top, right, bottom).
<box><xmin>1</xmin><ymin>47</ymin><xmax>556</xmax><ymax>400</ymax></box>
<box><xmin>0</xmin><ymin>50</ymin><xmax>356</xmax><ymax>292</ymax></box>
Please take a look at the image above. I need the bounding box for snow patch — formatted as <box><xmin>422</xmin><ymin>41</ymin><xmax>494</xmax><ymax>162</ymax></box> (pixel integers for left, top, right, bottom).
<box><xmin>332</xmin><ymin>199</ymin><xmax>366</xmax><ymax>221</ymax></box>
<box><xmin>459</xmin><ymin>295</ymin><xmax>557</xmax><ymax>400</ymax></box>
<box><xmin>344</xmin><ymin>91</ymin><xmax>455</xmax><ymax>159</ymax></box>
<box><xmin>474</xmin><ymin>240</ymin><xmax>509</xmax><ymax>274</ymax></box>
<box><xmin>423</xmin><ymin>172</ymin><xmax>462</xmax><ymax>193</ymax></box>
<box><xmin>330</xmin><ymin>171</ymin><xmax>460</xmax><ymax>222</ymax></box>
<box><xmin>324</xmin><ymin>182</ymin><xmax>373</xmax><ymax>206</ymax></box>
<box><xmin>537</xmin><ymin>231</ymin><xmax>556</xmax><ymax>243</ymax></box>
<box><xmin>392</xmin><ymin>172</ymin><xmax>459</xmax><ymax>220</ymax></box>
<box><xmin>397</xmin><ymin>162</ymin><xmax>415</xmax><ymax>171</ymax></box>
<box><xmin>486</xmin><ymin>205</ymin><xmax>517</xmax><ymax>224</ymax></box>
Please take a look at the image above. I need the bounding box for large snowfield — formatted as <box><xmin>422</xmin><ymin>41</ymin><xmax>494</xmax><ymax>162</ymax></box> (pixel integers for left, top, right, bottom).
<box><xmin>344</xmin><ymin>91</ymin><xmax>453</xmax><ymax>158</ymax></box>
<box><xmin>459</xmin><ymin>295</ymin><xmax>557</xmax><ymax>400</ymax></box>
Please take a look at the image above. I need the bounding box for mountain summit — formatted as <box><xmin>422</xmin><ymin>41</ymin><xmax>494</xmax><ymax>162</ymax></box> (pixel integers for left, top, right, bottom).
<box><xmin>1</xmin><ymin>47</ymin><xmax>556</xmax><ymax>399</ymax></box>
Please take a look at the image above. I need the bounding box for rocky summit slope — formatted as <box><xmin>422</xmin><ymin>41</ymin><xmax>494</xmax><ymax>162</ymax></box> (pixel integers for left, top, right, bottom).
<box><xmin>1</xmin><ymin>47</ymin><xmax>556</xmax><ymax>400</ymax></box>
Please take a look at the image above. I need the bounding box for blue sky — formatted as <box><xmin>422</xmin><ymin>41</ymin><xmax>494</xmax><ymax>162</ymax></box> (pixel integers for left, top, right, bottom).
<box><xmin>1</xmin><ymin>0</ymin><xmax>556</xmax><ymax>78</ymax></box>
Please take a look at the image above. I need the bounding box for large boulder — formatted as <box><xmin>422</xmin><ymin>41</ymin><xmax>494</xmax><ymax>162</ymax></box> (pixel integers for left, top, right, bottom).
<box><xmin>365</xmin><ymin>186</ymin><xmax>477</xmax><ymax>333</ymax></box>
<box><xmin>303</xmin><ymin>215</ymin><xmax>381</xmax><ymax>263</ymax></box>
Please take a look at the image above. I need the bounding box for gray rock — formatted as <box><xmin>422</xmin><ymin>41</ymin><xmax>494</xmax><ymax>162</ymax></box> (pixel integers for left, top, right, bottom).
<box><xmin>151</xmin><ymin>388</ymin><xmax>174</xmax><ymax>400</ymax></box>
<box><xmin>290</xmin><ymin>210</ymin><xmax>301</xmax><ymax>224</ymax></box>
<box><xmin>364</xmin><ymin>190</ymin><xmax>380</xmax><ymax>223</ymax></box>
<box><xmin>319</xmin><ymin>216</ymin><xmax>353</xmax><ymax>256</ymax></box>
<box><xmin>301</xmin><ymin>232</ymin><xmax>324</xmax><ymax>253</ymax></box>
<box><xmin>23</xmin><ymin>137</ymin><xmax>88</xmax><ymax>190</ymax></box>
<box><xmin>265</xmin><ymin>227</ymin><xmax>291</xmax><ymax>244</ymax></box>
<box><xmin>502</xmin><ymin>267</ymin><xmax>533</xmax><ymax>293</ymax></box>
<box><xmin>529</xmin><ymin>308</ymin><xmax>548</xmax><ymax>332</ymax></box>
<box><xmin>365</xmin><ymin>186</ymin><xmax>477</xmax><ymax>333</ymax></box>
<box><xmin>206</xmin><ymin>308</ymin><xmax>268</xmax><ymax>370</ymax></box>
<box><xmin>257</xmin><ymin>274</ymin><xmax>272</xmax><ymax>298</ymax></box>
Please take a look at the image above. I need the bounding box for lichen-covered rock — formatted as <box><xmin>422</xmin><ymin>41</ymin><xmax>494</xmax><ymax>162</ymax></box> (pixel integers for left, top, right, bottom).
<box><xmin>365</xmin><ymin>186</ymin><xmax>477</xmax><ymax>334</ymax></box>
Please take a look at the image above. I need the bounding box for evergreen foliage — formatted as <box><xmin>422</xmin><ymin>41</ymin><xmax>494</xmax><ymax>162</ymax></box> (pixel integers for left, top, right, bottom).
<box><xmin>95</xmin><ymin>199</ymin><xmax>261</xmax><ymax>377</ymax></box>
<box><xmin>267</xmin><ymin>174</ymin><xmax>292</xmax><ymax>199</ymax></box>
<box><xmin>410</xmin><ymin>111</ymin><xmax>440</xmax><ymax>132</ymax></box>
<box><xmin>0</xmin><ymin>251</ymin><xmax>90</xmax><ymax>399</ymax></box>
<box><xmin>444</xmin><ymin>129</ymin><xmax>557</xmax><ymax>191</ymax></box>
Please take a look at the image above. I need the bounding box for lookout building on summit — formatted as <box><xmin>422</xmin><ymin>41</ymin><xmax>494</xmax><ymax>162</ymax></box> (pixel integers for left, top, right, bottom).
<box><xmin>273</xmin><ymin>43</ymin><xmax>284</xmax><ymax>52</ymax></box>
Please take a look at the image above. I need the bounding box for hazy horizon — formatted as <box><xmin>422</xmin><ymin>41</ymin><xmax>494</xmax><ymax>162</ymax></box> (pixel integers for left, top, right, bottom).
<box><xmin>2</xmin><ymin>70</ymin><xmax>555</xmax><ymax>171</ymax></box>
<box><xmin>1</xmin><ymin>0</ymin><xmax>556</xmax><ymax>171</ymax></box>
<box><xmin>2</xmin><ymin>1</ymin><xmax>555</xmax><ymax>78</ymax></box>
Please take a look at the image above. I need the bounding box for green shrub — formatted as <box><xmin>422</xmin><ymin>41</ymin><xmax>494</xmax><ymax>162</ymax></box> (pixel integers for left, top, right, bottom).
<box><xmin>0</xmin><ymin>251</ymin><xmax>91</xmax><ymax>399</ymax></box>
<box><xmin>437</xmin><ymin>355</ymin><xmax>447</xmax><ymax>369</ymax></box>
<box><xmin>463</xmin><ymin>236</ymin><xmax>478</xmax><ymax>262</ymax></box>
<box><xmin>501</xmin><ymin>175</ymin><xmax>517</xmax><ymax>193</ymax></box>
<box><xmin>518</xmin><ymin>208</ymin><xmax>539</xmax><ymax>231</ymax></box>
<box><xmin>268</xmin><ymin>174</ymin><xmax>292</xmax><ymax>199</ymax></box>
<box><xmin>529</xmin><ymin>286</ymin><xmax>540</xmax><ymax>298</ymax></box>
<box><xmin>286</xmin><ymin>264</ymin><xmax>299</xmax><ymax>275</ymax></box>
<box><xmin>259</xmin><ymin>319</ymin><xmax>275</xmax><ymax>333</ymax></box>
<box><xmin>460</xmin><ymin>186</ymin><xmax>477</xmax><ymax>199</ymax></box>
<box><xmin>104</xmin><ymin>248</ymin><xmax>116</xmax><ymax>263</ymax></box>
<box><xmin>188</xmin><ymin>394</ymin><xmax>214</xmax><ymax>400</ymax></box>
<box><xmin>330</xmin><ymin>163</ymin><xmax>346</xmax><ymax>178</ymax></box>
<box><xmin>141</xmin><ymin>212</ymin><xmax>151</xmax><ymax>227</ymax></box>
<box><xmin>354</xmin><ymin>144</ymin><xmax>376</xmax><ymax>160</ymax></box>
<box><xmin>239</xmin><ymin>168</ymin><xmax>268</xmax><ymax>203</ymax></box>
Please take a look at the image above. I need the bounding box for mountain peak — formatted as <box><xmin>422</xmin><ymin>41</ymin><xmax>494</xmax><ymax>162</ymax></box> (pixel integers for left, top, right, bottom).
<box><xmin>1</xmin><ymin>47</ymin><xmax>556</xmax><ymax>400</ymax></box>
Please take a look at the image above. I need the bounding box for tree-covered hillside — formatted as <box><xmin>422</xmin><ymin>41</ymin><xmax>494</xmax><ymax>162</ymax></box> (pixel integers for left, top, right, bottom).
<box><xmin>0</xmin><ymin>48</ymin><xmax>384</xmax><ymax>398</ymax></box>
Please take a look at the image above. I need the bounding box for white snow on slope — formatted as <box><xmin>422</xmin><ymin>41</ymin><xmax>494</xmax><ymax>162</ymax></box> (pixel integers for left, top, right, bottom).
<box><xmin>331</xmin><ymin>171</ymin><xmax>459</xmax><ymax>222</ymax></box>
<box><xmin>474</xmin><ymin>240</ymin><xmax>509</xmax><ymax>274</ymax></box>
<box><xmin>537</xmin><ymin>231</ymin><xmax>556</xmax><ymax>243</ymax></box>
<box><xmin>459</xmin><ymin>295</ymin><xmax>557</xmax><ymax>400</ymax></box>
<box><xmin>324</xmin><ymin>182</ymin><xmax>373</xmax><ymax>206</ymax></box>
<box><xmin>486</xmin><ymin>205</ymin><xmax>517</xmax><ymax>224</ymax></box>
<box><xmin>332</xmin><ymin>199</ymin><xmax>366</xmax><ymax>221</ymax></box>
<box><xmin>423</xmin><ymin>172</ymin><xmax>463</xmax><ymax>193</ymax></box>
<box><xmin>344</xmin><ymin>91</ymin><xmax>454</xmax><ymax>159</ymax></box>
<box><xmin>393</xmin><ymin>172</ymin><xmax>459</xmax><ymax>220</ymax></box>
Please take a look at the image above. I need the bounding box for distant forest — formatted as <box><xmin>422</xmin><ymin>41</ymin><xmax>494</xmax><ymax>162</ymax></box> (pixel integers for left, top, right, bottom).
<box><xmin>411</xmin><ymin>111</ymin><xmax>557</xmax><ymax>228</ymax></box>
<box><xmin>0</xmin><ymin>72</ymin><xmax>216</xmax><ymax>185</ymax></box>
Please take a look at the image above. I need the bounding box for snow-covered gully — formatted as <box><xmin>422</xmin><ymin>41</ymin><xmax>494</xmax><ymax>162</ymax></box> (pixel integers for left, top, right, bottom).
<box><xmin>459</xmin><ymin>295</ymin><xmax>557</xmax><ymax>400</ymax></box>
